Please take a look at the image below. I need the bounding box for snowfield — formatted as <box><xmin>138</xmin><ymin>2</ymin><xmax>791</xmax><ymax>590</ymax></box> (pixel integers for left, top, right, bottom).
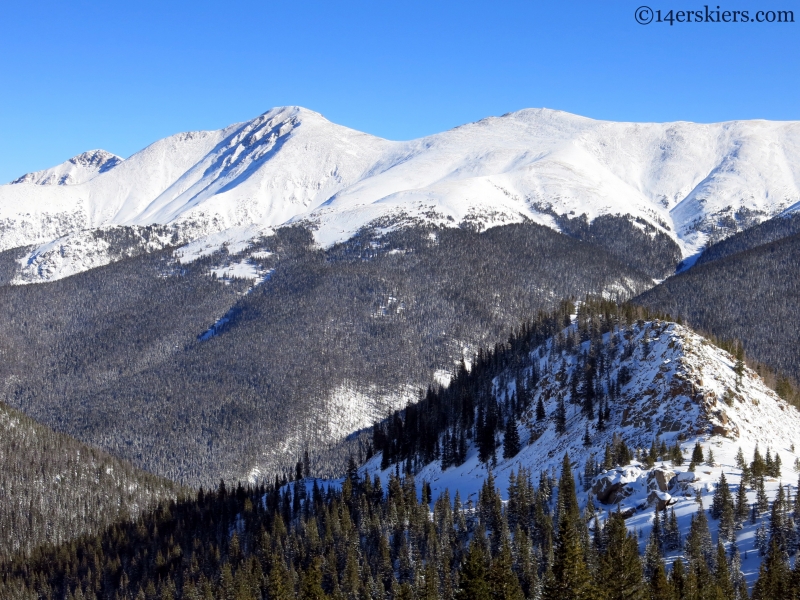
<box><xmin>2</xmin><ymin>107</ymin><xmax>800</xmax><ymax>283</ymax></box>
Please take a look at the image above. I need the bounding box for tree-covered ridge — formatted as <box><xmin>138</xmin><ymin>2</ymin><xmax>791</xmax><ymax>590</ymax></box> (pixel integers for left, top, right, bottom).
<box><xmin>692</xmin><ymin>212</ymin><xmax>800</xmax><ymax>269</ymax></box>
<box><xmin>370</xmin><ymin>296</ymin><xmax>800</xmax><ymax>475</ymax></box>
<box><xmin>0</xmin><ymin>400</ymin><xmax>183</xmax><ymax>562</ymax></box>
<box><xmin>636</xmin><ymin>228</ymin><xmax>800</xmax><ymax>388</ymax></box>
<box><xmin>3</xmin><ymin>453</ymin><xmax>798</xmax><ymax>599</ymax></box>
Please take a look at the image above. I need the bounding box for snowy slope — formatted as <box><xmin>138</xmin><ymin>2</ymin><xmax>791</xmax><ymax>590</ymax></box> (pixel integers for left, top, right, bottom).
<box><xmin>358</xmin><ymin>318</ymin><xmax>800</xmax><ymax>585</ymax></box>
<box><xmin>10</xmin><ymin>150</ymin><xmax>122</xmax><ymax>186</ymax></box>
<box><xmin>3</xmin><ymin>107</ymin><xmax>800</xmax><ymax>282</ymax></box>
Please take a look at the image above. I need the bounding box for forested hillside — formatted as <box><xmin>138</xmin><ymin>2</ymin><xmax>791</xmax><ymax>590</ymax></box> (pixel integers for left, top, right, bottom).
<box><xmin>4</xmin><ymin>296</ymin><xmax>800</xmax><ymax>598</ymax></box>
<box><xmin>0</xmin><ymin>222</ymin><xmax>656</xmax><ymax>487</ymax></box>
<box><xmin>636</xmin><ymin>230</ymin><xmax>800</xmax><ymax>385</ymax></box>
<box><xmin>691</xmin><ymin>212</ymin><xmax>800</xmax><ymax>268</ymax></box>
<box><xmin>0</xmin><ymin>400</ymin><xmax>183</xmax><ymax>562</ymax></box>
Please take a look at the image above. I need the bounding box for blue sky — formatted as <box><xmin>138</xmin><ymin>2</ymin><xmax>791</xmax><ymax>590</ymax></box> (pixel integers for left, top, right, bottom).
<box><xmin>1</xmin><ymin>0</ymin><xmax>798</xmax><ymax>182</ymax></box>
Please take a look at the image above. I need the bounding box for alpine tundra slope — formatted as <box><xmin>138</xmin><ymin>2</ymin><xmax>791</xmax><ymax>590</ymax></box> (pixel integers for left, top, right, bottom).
<box><xmin>2</xmin><ymin>107</ymin><xmax>800</xmax><ymax>282</ymax></box>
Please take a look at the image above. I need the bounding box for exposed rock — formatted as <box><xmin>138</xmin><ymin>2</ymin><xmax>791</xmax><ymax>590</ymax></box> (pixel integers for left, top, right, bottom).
<box><xmin>669</xmin><ymin>470</ymin><xmax>697</xmax><ymax>493</ymax></box>
<box><xmin>592</xmin><ymin>466</ymin><xmax>641</xmax><ymax>505</ymax></box>
<box><xmin>647</xmin><ymin>467</ymin><xmax>676</xmax><ymax>492</ymax></box>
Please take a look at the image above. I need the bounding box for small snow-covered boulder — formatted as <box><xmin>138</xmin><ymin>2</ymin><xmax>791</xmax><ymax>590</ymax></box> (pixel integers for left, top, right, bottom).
<box><xmin>648</xmin><ymin>489</ymin><xmax>673</xmax><ymax>510</ymax></box>
<box><xmin>647</xmin><ymin>467</ymin><xmax>676</xmax><ymax>492</ymax></box>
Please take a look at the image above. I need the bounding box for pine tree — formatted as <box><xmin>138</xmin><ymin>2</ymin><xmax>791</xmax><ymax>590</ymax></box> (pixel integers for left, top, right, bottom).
<box><xmin>729</xmin><ymin>543</ymin><xmax>748</xmax><ymax>600</ymax></box>
<box><xmin>648</xmin><ymin>560</ymin><xmax>673</xmax><ymax>600</ymax></box>
<box><xmin>503</xmin><ymin>419</ymin><xmax>521</xmax><ymax>460</ymax></box>
<box><xmin>299</xmin><ymin>559</ymin><xmax>327</xmax><ymax>600</ymax></box>
<box><xmin>752</xmin><ymin>538</ymin><xmax>792</xmax><ymax>600</ymax></box>
<box><xmin>599</xmin><ymin>512</ymin><xmax>645</xmax><ymax>600</ymax></box>
<box><xmin>420</xmin><ymin>561</ymin><xmax>439</xmax><ymax>600</ymax></box>
<box><xmin>734</xmin><ymin>480</ymin><xmax>749</xmax><ymax>526</ymax></box>
<box><xmin>267</xmin><ymin>553</ymin><xmax>294</xmax><ymax>600</ymax></box>
<box><xmin>714</xmin><ymin>541</ymin><xmax>735</xmax><ymax>600</ymax></box>
<box><xmin>536</xmin><ymin>397</ymin><xmax>546</xmax><ymax>422</ymax></box>
<box><xmin>711</xmin><ymin>472</ymin><xmax>736</xmax><ymax>540</ymax></box>
<box><xmin>488</xmin><ymin>541</ymin><xmax>524</xmax><ymax>600</ymax></box>
<box><xmin>644</xmin><ymin>509</ymin><xmax>663</xmax><ymax>579</ymax></box>
<box><xmin>691</xmin><ymin>442</ymin><xmax>704</xmax><ymax>465</ymax></box>
<box><xmin>455</xmin><ymin>537</ymin><xmax>490</xmax><ymax>600</ymax></box>
<box><xmin>555</xmin><ymin>396</ymin><xmax>567</xmax><ymax>435</ymax></box>
<box><xmin>684</xmin><ymin>510</ymin><xmax>714</xmax><ymax>572</ymax></box>
<box><xmin>735</xmin><ymin>447</ymin><xmax>746</xmax><ymax>471</ymax></box>
<box><xmin>669</xmin><ymin>558</ymin><xmax>686</xmax><ymax>600</ymax></box>
<box><xmin>757</xmin><ymin>476</ymin><xmax>769</xmax><ymax>514</ymax></box>
<box><xmin>543</xmin><ymin>454</ymin><xmax>594</xmax><ymax>600</ymax></box>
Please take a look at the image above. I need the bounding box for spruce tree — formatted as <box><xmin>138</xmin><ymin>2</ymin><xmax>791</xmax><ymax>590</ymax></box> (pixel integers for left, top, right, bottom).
<box><xmin>536</xmin><ymin>397</ymin><xmax>546</xmax><ymax>422</ymax></box>
<box><xmin>669</xmin><ymin>558</ymin><xmax>686</xmax><ymax>600</ymax></box>
<box><xmin>455</xmin><ymin>538</ymin><xmax>490</xmax><ymax>600</ymax></box>
<box><xmin>752</xmin><ymin>538</ymin><xmax>792</xmax><ymax>600</ymax></box>
<box><xmin>299</xmin><ymin>559</ymin><xmax>327</xmax><ymax>600</ymax></box>
<box><xmin>555</xmin><ymin>396</ymin><xmax>567</xmax><ymax>435</ymax></box>
<box><xmin>684</xmin><ymin>510</ymin><xmax>714</xmax><ymax>572</ymax></box>
<box><xmin>599</xmin><ymin>512</ymin><xmax>646</xmax><ymax>600</ymax></box>
<box><xmin>649</xmin><ymin>561</ymin><xmax>673</xmax><ymax>600</ymax></box>
<box><xmin>691</xmin><ymin>442</ymin><xmax>704</xmax><ymax>465</ymax></box>
<box><xmin>503</xmin><ymin>419</ymin><xmax>521</xmax><ymax>460</ymax></box>
<box><xmin>714</xmin><ymin>541</ymin><xmax>735</xmax><ymax>600</ymax></box>
<box><xmin>734</xmin><ymin>479</ymin><xmax>749</xmax><ymax>526</ymax></box>
<box><xmin>488</xmin><ymin>541</ymin><xmax>524</xmax><ymax>600</ymax></box>
<box><xmin>543</xmin><ymin>453</ymin><xmax>594</xmax><ymax>600</ymax></box>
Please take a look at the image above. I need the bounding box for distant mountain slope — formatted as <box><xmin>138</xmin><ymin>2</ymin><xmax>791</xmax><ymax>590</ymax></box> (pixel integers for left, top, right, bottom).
<box><xmin>636</xmin><ymin>231</ymin><xmax>800</xmax><ymax>383</ymax></box>
<box><xmin>691</xmin><ymin>210</ymin><xmax>800</xmax><ymax>268</ymax></box>
<box><xmin>0</xmin><ymin>400</ymin><xmax>182</xmax><ymax>562</ymax></box>
<box><xmin>0</xmin><ymin>223</ymin><xmax>655</xmax><ymax>487</ymax></box>
<box><xmin>10</xmin><ymin>149</ymin><xmax>122</xmax><ymax>186</ymax></box>
<box><xmin>2</xmin><ymin>107</ymin><xmax>799</xmax><ymax>281</ymax></box>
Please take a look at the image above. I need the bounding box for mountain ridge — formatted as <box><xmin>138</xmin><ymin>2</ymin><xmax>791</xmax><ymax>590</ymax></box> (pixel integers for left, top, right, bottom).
<box><xmin>3</xmin><ymin>107</ymin><xmax>800</xmax><ymax>283</ymax></box>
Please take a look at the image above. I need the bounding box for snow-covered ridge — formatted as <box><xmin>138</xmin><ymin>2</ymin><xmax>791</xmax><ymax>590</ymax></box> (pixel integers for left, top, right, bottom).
<box><xmin>359</xmin><ymin>319</ymin><xmax>800</xmax><ymax>584</ymax></box>
<box><xmin>11</xmin><ymin>150</ymin><xmax>122</xmax><ymax>186</ymax></box>
<box><xmin>3</xmin><ymin>106</ymin><xmax>800</xmax><ymax>282</ymax></box>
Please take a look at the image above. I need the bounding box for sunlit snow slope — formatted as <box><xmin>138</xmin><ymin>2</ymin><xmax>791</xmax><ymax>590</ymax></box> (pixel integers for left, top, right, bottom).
<box><xmin>358</xmin><ymin>318</ymin><xmax>800</xmax><ymax>586</ymax></box>
<box><xmin>3</xmin><ymin>107</ymin><xmax>800</xmax><ymax>282</ymax></box>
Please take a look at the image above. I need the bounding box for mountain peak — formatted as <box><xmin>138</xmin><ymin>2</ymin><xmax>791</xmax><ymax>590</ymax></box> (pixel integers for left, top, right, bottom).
<box><xmin>10</xmin><ymin>149</ymin><xmax>122</xmax><ymax>185</ymax></box>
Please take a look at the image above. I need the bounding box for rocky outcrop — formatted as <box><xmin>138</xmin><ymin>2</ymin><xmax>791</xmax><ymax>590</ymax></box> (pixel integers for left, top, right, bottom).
<box><xmin>592</xmin><ymin>466</ymin><xmax>641</xmax><ymax>505</ymax></box>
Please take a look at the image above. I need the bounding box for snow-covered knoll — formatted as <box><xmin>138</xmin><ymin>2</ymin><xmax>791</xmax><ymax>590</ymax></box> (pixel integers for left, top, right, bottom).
<box><xmin>2</xmin><ymin>107</ymin><xmax>800</xmax><ymax>283</ymax></box>
<box><xmin>360</xmin><ymin>318</ymin><xmax>800</xmax><ymax>584</ymax></box>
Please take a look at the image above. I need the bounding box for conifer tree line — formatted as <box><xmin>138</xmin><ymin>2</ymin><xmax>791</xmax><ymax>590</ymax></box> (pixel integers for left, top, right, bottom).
<box><xmin>4</xmin><ymin>452</ymin><xmax>800</xmax><ymax>599</ymax></box>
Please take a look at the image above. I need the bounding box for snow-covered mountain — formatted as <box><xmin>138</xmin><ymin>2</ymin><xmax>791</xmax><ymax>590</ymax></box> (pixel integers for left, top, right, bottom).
<box><xmin>3</xmin><ymin>107</ymin><xmax>800</xmax><ymax>283</ymax></box>
<box><xmin>10</xmin><ymin>149</ymin><xmax>122</xmax><ymax>186</ymax></box>
<box><xmin>359</xmin><ymin>316</ymin><xmax>800</xmax><ymax>585</ymax></box>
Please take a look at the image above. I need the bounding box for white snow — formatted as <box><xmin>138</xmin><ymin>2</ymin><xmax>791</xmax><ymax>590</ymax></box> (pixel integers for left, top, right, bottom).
<box><xmin>209</xmin><ymin>260</ymin><xmax>264</xmax><ymax>282</ymax></box>
<box><xmin>2</xmin><ymin>107</ymin><xmax>799</xmax><ymax>282</ymax></box>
